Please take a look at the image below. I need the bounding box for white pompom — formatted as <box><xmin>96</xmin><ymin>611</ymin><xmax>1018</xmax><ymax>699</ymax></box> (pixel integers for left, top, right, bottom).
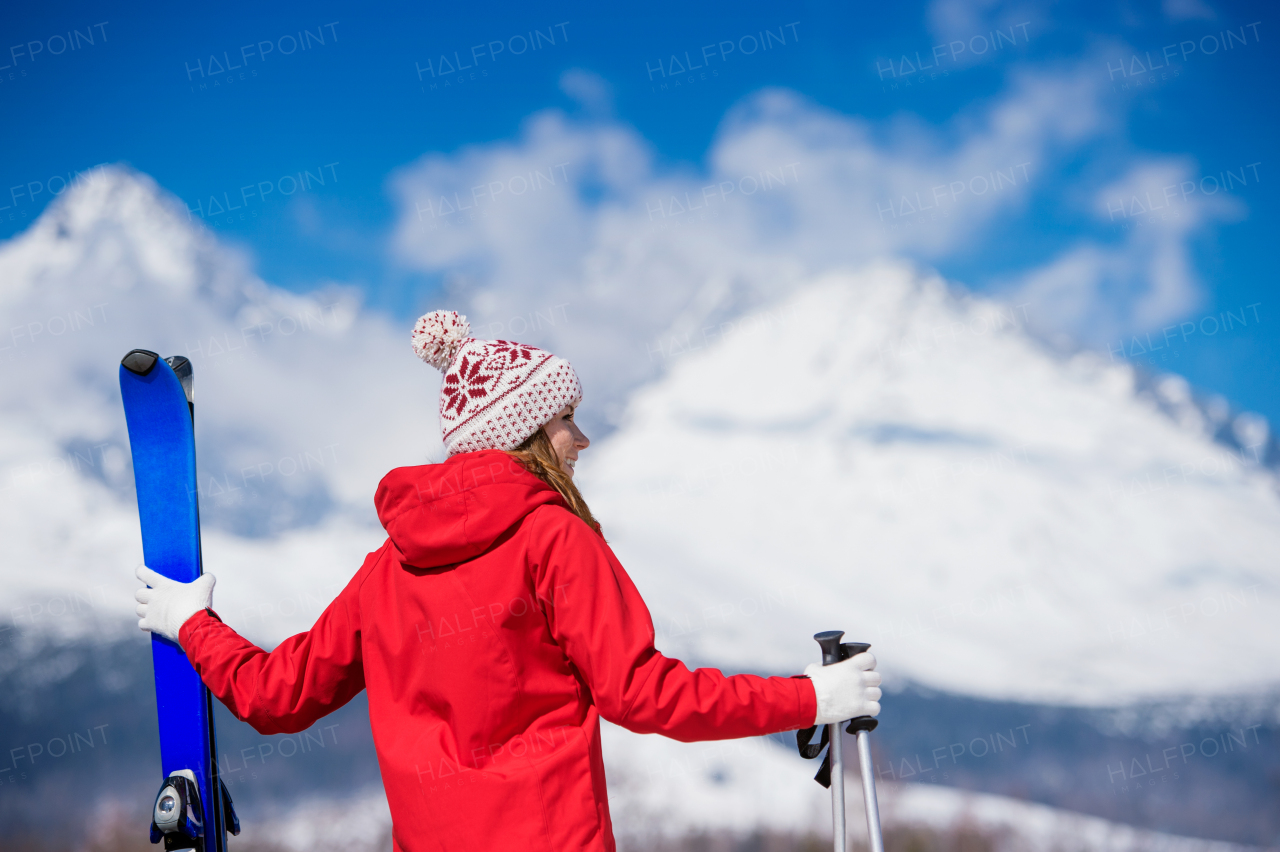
<box><xmin>411</xmin><ymin>310</ymin><xmax>471</xmax><ymax>370</ymax></box>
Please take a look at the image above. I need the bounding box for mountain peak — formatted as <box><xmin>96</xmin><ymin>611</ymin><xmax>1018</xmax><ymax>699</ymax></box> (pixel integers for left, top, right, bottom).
<box><xmin>0</xmin><ymin>165</ymin><xmax>253</xmax><ymax>309</ymax></box>
<box><xmin>586</xmin><ymin>263</ymin><xmax>1280</xmax><ymax>705</ymax></box>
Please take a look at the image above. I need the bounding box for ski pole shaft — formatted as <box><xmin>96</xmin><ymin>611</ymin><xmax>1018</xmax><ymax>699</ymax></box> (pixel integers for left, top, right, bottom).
<box><xmin>830</xmin><ymin>721</ymin><xmax>846</xmax><ymax>852</ymax></box>
<box><xmin>855</xmin><ymin>729</ymin><xmax>884</xmax><ymax>852</ymax></box>
<box><xmin>813</xmin><ymin>631</ymin><xmax>851</xmax><ymax>852</ymax></box>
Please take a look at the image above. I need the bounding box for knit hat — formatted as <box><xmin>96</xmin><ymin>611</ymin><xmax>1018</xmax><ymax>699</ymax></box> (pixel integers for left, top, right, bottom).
<box><xmin>411</xmin><ymin>310</ymin><xmax>583</xmax><ymax>456</ymax></box>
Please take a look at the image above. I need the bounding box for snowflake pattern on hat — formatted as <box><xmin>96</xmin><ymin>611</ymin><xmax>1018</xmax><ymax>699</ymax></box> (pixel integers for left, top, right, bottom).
<box><xmin>411</xmin><ymin>311</ymin><xmax>583</xmax><ymax>455</ymax></box>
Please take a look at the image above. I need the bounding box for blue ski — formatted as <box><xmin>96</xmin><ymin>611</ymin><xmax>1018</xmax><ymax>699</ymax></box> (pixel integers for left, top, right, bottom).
<box><xmin>120</xmin><ymin>350</ymin><xmax>239</xmax><ymax>851</ymax></box>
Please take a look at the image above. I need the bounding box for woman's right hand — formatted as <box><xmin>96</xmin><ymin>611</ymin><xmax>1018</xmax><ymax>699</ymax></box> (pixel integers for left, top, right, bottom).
<box><xmin>135</xmin><ymin>565</ymin><xmax>215</xmax><ymax>648</ymax></box>
<box><xmin>804</xmin><ymin>652</ymin><xmax>882</xmax><ymax>725</ymax></box>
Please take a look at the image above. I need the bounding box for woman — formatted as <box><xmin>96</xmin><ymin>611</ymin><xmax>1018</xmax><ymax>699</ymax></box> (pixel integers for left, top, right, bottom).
<box><xmin>135</xmin><ymin>310</ymin><xmax>881</xmax><ymax>852</ymax></box>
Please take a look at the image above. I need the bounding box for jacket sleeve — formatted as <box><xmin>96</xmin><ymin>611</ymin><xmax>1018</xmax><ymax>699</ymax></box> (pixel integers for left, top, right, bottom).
<box><xmin>177</xmin><ymin>545</ymin><xmax>382</xmax><ymax>735</ymax></box>
<box><xmin>528</xmin><ymin>506</ymin><xmax>817</xmax><ymax>741</ymax></box>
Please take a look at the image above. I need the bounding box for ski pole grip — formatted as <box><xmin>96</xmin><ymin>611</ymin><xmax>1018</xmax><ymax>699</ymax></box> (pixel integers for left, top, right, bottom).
<box><xmin>847</xmin><ymin>716</ymin><xmax>878</xmax><ymax>733</ymax></box>
<box><xmin>842</xmin><ymin>642</ymin><xmax>871</xmax><ymax>659</ymax></box>
<box><xmin>814</xmin><ymin>631</ymin><xmax>872</xmax><ymax>666</ymax></box>
<box><xmin>814</xmin><ymin>630</ymin><xmax>846</xmax><ymax>665</ymax></box>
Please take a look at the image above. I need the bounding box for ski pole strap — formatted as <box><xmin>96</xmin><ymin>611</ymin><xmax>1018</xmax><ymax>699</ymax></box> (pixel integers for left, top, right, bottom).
<box><xmin>796</xmin><ymin>723</ymin><xmax>828</xmax><ymax>759</ymax></box>
<box><xmin>796</xmin><ymin>724</ymin><xmax>834</xmax><ymax>787</ymax></box>
<box><xmin>797</xmin><ymin>716</ymin><xmax>878</xmax><ymax>787</ymax></box>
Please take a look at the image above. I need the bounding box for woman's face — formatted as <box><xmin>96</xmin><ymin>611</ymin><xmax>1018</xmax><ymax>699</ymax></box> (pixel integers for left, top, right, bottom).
<box><xmin>543</xmin><ymin>404</ymin><xmax>590</xmax><ymax>478</ymax></box>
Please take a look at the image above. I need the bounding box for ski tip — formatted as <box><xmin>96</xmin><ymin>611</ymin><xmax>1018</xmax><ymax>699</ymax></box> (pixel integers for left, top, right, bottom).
<box><xmin>121</xmin><ymin>349</ymin><xmax>160</xmax><ymax>376</ymax></box>
<box><xmin>165</xmin><ymin>355</ymin><xmax>195</xmax><ymax>407</ymax></box>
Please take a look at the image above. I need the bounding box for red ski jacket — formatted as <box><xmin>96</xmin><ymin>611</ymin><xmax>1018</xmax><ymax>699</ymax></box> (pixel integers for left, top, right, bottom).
<box><xmin>180</xmin><ymin>450</ymin><xmax>817</xmax><ymax>852</ymax></box>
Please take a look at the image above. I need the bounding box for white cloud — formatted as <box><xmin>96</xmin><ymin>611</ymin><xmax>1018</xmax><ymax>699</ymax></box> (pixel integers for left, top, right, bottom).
<box><xmin>559</xmin><ymin>68</ymin><xmax>614</xmax><ymax>116</ymax></box>
<box><xmin>926</xmin><ymin>0</ymin><xmax>1048</xmax><ymax>56</ymax></box>
<box><xmin>1163</xmin><ymin>0</ymin><xmax>1216</xmax><ymax>21</ymax></box>
<box><xmin>1007</xmin><ymin>159</ymin><xmax>1245</xmax><ymax>344</ymax></box>
<box><xmin>389</xmin><ymin>61</ymin><xmax>1122</xmax><ymax>426</ymax></box>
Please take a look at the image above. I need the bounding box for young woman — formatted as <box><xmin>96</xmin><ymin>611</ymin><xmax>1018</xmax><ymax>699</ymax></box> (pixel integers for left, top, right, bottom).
<box><xmin>135</xmin><ymin>310</ymin><xmax>881</xmax><ymax>852</ymax></box>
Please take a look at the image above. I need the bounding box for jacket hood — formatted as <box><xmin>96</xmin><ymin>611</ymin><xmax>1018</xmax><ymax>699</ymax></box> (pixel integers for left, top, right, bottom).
<box><xmin>375</xmin><ymin>450</ymin><xmax>567</xmax><ymax>568</ymax></box>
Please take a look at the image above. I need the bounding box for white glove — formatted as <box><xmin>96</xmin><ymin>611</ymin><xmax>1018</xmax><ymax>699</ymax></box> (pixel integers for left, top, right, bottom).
<box><xmin>135</xmin><ymin>565</ymin><xmax>215</xmax><ymax>647</ymax></box>
<box><xmin>804</xmin><ymin>652</ymin><xmax>882</xmax><ymax>725</ymax></box>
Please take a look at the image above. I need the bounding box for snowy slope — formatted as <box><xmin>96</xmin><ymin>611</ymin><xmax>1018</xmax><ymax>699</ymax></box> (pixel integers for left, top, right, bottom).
<box><xmin>581</xmin><ymin>264</ymin><xmax>1280</xmax><ymax>705</ymax></box>
<box><xmin>241</xmin><ymin>722</ymin><xmax>1263</xmax><ymax>852</ymax></box>
<box><xmin>599</xmin><ymin>722</ymin><xmax>1264</xmax><ymax>852</ymax></box>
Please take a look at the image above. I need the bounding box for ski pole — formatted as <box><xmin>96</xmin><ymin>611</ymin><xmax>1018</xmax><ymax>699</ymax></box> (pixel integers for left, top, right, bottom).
<box><xmin>814</xmin><ymin>631</ymin><xmax>847</xmax><ymax>852</ymax></box>
<box><xmin>813</xmin><ymin>631</ymin><xmax>884</xmax><ymax>852</ymax></box>
<box><xmin>851</xmin><ymin>715</ymin><xmax>885</xmax><ymax>852</ymax></box>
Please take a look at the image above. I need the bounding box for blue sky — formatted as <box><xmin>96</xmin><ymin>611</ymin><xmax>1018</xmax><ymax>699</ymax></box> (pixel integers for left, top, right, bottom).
<box><xmin>3</xmin><ymin>0</ymin><xmax>1276</xmax><ymax>423</ymax></box>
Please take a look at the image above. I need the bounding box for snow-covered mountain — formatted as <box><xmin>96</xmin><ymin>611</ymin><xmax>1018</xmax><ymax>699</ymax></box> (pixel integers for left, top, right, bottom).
<box><xmin>2</xmin><ymin>166</ymin><xmax>1277</xmax><ymax>701</ymax></box>
<box><xmin>3</xmin><ymin>166</ymin><xmax>1278</xmax><ymax>846</ymax></box>
<box><xmin>0</xmin><ymin>166</ymin><xmax>437</xmax><ymax>644</ymax></box>
<box><xmin>583</xmin><ymin>265</ymin><xmax>1280</xmax><ymax>705</ymax></box>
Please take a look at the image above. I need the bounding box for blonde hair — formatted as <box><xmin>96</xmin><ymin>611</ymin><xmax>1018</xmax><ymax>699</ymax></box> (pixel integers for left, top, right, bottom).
<box><xmin>508</xmin><ymin>428</ymin><xmax>601</xmax><ymax>534</ymax></box>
